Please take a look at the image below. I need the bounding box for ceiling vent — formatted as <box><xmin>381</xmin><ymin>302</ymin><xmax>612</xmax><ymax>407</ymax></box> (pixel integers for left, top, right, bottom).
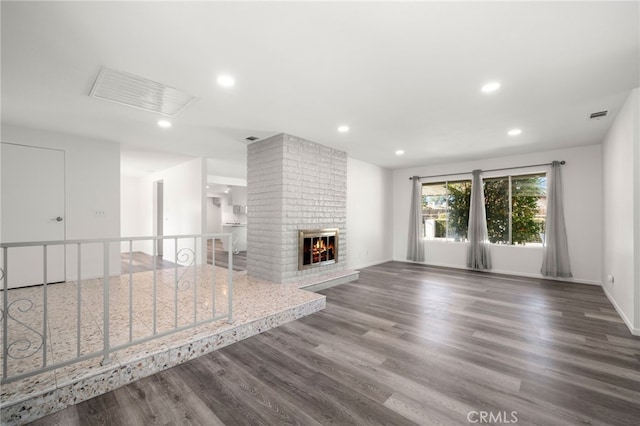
<box><xmin>589</xmin><ymin>110</ymin><xmax>608</xmax><ymax>120</ymax></box>
<box><xmin>245</xmin><ymin>136</ymin><xmax>260</xmax><ymax>141</ymax></box>
<box><xmin>89</xmin><ymin>67</ymin><xmax>198</xmax><ymax>116</ymax></box>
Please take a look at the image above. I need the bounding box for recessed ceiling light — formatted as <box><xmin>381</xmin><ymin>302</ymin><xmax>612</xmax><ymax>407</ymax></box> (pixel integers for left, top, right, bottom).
<box><xmin>508</xmin><ymin>128</ymin><xmax>522</xmax><ymax>136</ymax></box>
<box><xmin>337</xmin><ymin>125</ymin><xmax>350</xmax><ymax>133</ymax></box>
<box><xmin>157</xmin><ymin>120</ymin><xmax>172</xmax><ymax>128</ymax></box>
<box><xmin>206</xmin><ymin>185</ymin><xmax>210</xmax><ymax>189</ymax></box>
<box><xmin>395</xmin><ymin>150</ymin><xmax>405</xmax><ymax>156</ymax></box>
<box><xmin>217</xmin><ymin>75</ymin><xmax>235</xmax><ymax>87</ymax></box>
<box><xmin>481</xmin><ymin>81</ymin><xmax>501</xmax><ymax>93</ymax></box>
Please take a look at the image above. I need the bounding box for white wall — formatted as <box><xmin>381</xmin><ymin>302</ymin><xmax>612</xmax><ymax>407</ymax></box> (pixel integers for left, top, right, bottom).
<box><xmin>347</xmin><ymin>157</ymin><xmax>393</xmax><ymax>269</ymax></box>
<box><xmin>393</xmin><ymin>144</ymin><xmax>603</xmax><ymax>284</ymax></box>
<box><xmin>159</xmin><ymin>158</ymin><xmax>205</xmax><ymax>239</ymax></box>
<box><xmin>206</xmin><ymin>198</ymin><xmax>222</xmax><ymax>233</ymax></box>
<box><xmin>2</xmin><ymin>124</ymin><xmax>121</xmax><ymax>278</ymax></box>
<box><xmin>123</xmin><ymin>157</ymin><xmax>206</xmax><ymax>263</ymax></box>
<box><xmin>120</xmin><ymin>175</ymin><xmax>144</xmax><ymax>240</ymax></box>
<box><xmin>602</xmin><ymin>88</ymin><xmax>639</xmax><ymax>335</ymax></box>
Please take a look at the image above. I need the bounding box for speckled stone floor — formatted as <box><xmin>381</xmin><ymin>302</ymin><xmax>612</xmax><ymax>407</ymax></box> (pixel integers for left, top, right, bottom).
<box><xmin>0</xmin><ymin>265</ymin><xmax>326</xmax><ymax>425</ymax></box>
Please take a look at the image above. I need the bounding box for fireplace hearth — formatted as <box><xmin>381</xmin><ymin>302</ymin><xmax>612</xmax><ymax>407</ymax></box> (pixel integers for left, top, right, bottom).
<box><xmin>298</xmin><ymin>229</ymin><xmax>339</xmax><ymax>270</ymax></box>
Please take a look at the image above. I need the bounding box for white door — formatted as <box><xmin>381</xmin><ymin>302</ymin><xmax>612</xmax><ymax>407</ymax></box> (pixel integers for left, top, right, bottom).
<box><xmin>1</xmin><ymin>143</ymin><xmax>65</xmax><ymax>288</ymax></box>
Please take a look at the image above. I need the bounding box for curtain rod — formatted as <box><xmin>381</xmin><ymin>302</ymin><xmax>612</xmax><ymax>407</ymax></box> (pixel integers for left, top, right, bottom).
<box><xmin>408</xmin><ymin>160</ymin><xmax>565</xmax><ymax>180</ymax></box>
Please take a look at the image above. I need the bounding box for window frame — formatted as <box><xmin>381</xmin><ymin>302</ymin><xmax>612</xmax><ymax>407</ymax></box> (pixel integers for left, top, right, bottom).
<box><xmin>484</xmin><ymin>172</ymin><xmax>547</xmax><ymax>246</ymax></box>
<box><xmin>421</xmin><ymin>171</ymin><xmax>547</xmax><ymax>246</ymax></box>
<box><xmin>421</xmin><ymin>179</ymin><xmax>472</xmax><ymax>242</ymax></box>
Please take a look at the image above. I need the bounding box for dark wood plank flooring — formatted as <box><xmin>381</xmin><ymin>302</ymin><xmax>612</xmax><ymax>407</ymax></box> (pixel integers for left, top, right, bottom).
<box><xmin>120</xmin><ymin>242</ymin><xmax>247</xmax><ymax>274</ymax></box>
<box><xmin>120</xmin><ymin>252</ymin><xmax>177</xmax><ymax>274</ymax></box>
<box><xmin>29</xmin><ymin>261</ymin><xmax>640</xmax><ymax>425</ymax></box>
<box><xmin>208</xmin><ymin>239</ymin><xmax>247</xmax><ymax>272</ymax></box>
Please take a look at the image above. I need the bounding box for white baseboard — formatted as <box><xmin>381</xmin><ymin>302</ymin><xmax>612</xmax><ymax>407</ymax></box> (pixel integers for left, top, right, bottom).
<box><xmin>602</xmin><ymin>286</ymin><xmax>640</xmax><ymax>336</ymax></box>
<box><xmin>401</xmin><ymin>259</ymin><xmax>463</xmax><ymax>270</ymax></box>
<box><xmin>489</xmin><ymin>268</ymin><xmax>601</xmax><ymax>286</ymax></box>
<box><xmin>392</xmin><ymin>258</ymin><xmax>601</xmax><ymax>286</ymax></box>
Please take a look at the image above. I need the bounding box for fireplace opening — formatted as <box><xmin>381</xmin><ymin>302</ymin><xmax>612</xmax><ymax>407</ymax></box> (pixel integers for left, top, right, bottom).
<box><xmin>299</xmin><ymin>229</ymin><xmax>339</xmax><ymax>270</ymax></box>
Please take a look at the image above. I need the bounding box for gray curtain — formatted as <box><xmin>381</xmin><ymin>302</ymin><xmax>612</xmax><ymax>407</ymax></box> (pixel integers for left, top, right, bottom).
<box><xmin>541</xmin><ymin>161</ymin><xmax>572</xmax><ymax>277</ymax></box>
<box><xmin>467</xmin><ymin>170</ymin><xmax>491</xmax><ymax>270</ymax></box>
<box><xmin>407</xmin><ymin>176</ymin><xmax>425</xmax><ymax>262</ymax></box>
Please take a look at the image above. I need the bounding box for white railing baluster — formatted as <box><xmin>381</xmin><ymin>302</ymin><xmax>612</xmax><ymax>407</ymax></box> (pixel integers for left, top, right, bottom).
<box><xmin>227</xmin><ymin>235</ymin><xmax>233</xmax><ymax>324</ymax></box>
<box><xmin>152</xmin><ymin>239</ymin><xmax>157</xmax><ymax>335</ymax></box>
<box><xmin>0</xmin><ymin>233</ymin><xmax>232</xmax><ymax>384</ymax></box>
<box><xmin>42</xmin><ymin>245</ymin><xmax>48</xmax><ymax>367</ymax></box>
<box><xmin>102</xmin><ymin>241</ymin><xmax>110</xmax><ymax>365</ymax></box>
<box><xmin>193</xmin><ymin>237</ymin><xmax>197</xmax><ymax>323</ymax></box>
<box><xmin>128</xmin><ymin>240</ymin><xmax>133</xmax><ymax>343</ymax></box>
<box><xmin>174</xmin><ymin>237</ymin><xmax>178</xmax><ymax>329</ymax></box>
<box><xmin>3</xmin><ymin>248</ymin><xmax>9</xmax><ymax>381</ymax></box>
<box><xmin>77</xmin><ymin>243</ymin><xmax>81</xmax><ymax>357</ymax></box>
<box><xmin>212</xmin><ymin>238</ymin><xmax>216</xmax><ymax>318</ymax></box>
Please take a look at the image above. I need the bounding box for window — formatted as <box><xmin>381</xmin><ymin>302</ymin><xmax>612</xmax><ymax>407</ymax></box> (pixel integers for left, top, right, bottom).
<box><xmin>422</xmin><ymin>180</ymin><xmax>471</xmax><ymax>241</ymax></box>
<box><xmin>484</xmin><ymin>173</ymin><xmax>547</xmax><ymax>245</ymax></box>
<box><xmin>422</xmin><ymin>173</ymin><xmax>546</xmax><ymax>246</ymax></box>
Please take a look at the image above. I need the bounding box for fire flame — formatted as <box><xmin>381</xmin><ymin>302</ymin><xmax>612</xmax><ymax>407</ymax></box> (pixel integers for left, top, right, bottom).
<box><xmin>313</xmin><ymin>239</ymin><xmax>326</xmax><ymax>253</ymax></box>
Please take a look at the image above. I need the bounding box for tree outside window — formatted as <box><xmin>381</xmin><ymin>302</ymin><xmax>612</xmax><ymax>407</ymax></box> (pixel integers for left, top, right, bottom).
<box><xmin>422</xmin><ymin>180</ymin><xmax>471</xmax><ymax>241</ymax></box>
<box><xmin>422</xmin><ymin>173</ymin><xmax>546</xmax><ymax>246</ymax></box>
<box><xmin>510</xmin><ymin>174</ymin><xmax>547</xmax><ymax>245</ymax></box>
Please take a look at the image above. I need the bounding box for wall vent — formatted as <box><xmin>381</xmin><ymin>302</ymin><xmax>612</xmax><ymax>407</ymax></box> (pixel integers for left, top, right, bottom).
<box><xmin>89</xmin><ymin>67</ymin><xmax>198</xmax><ymax>116</ymax></box>
<box><xmin>589</xmin><ymin>110</ymin><xmax>608</xmax><ymax>120</ymax></box>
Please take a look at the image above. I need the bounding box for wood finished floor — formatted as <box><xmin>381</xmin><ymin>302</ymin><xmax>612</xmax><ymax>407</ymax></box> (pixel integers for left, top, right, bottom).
<box><xmin>120</xmin><ymin>252</ymin><xmax>177</xmax><ymax>274</ymax></box>
<box><xmin>29</xmin><ymin>262</ymin><xmax>640</xmax><ymax>426</ymax></box>
<box><xmin>208</xmin><ymin>240</ymin><xmax>247</xmax><ymax>272</ymax></box>
<box><xmin>119</xmin><ymin>242</ymin><xmax>247</xmax><ymax>275</ymax></box>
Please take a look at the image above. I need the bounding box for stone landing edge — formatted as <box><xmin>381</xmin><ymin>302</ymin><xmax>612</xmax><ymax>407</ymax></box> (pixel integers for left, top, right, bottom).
<box><xmin>297</xmin><ymin>269</ymin><xmax>360</xmax><ymax>292</ymax></box>
<box><xmin>1</xmin><ymin>297</ymin><xmax>326</xmax><ymax>426</ymax></box>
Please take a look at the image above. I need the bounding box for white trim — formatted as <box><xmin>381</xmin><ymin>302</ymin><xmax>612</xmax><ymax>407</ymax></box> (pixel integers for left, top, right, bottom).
<box><xmin>603</xmin><ymin>285</ymin><xmax>640</xmax><ymax>336</ymax></box>
<box><xmin>422</xmin><ymin>239</ymin><xmax>545</xmax><ymax>249</ymax></box>
<box><xmin>394</xmin><ymin>258</ymin><xmax>601</xmax><ymax>286</ymax></box>
<box><xmin>405</xmin><ymin>259</ymin><xmax>465</xmax><ymax>270</ymax></box>
<box><xmin>490</xmin><ymin>269</ymin><xmax>601</xmax><ymax>286</ymax></box>
<box><xmin>632</xmin><ymin>89</ymin><xmax>640</xmax><ymax>337</ymax></box>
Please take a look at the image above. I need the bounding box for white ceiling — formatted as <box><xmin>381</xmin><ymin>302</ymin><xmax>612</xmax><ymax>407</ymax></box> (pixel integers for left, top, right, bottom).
<box><xmin>120</xmin><ymin>145</ymin><xmax>196</xmax><ymax>177</ymax></box>
<box><xmin>2</xmin><ymin>1</ymin><xmax>638</xmax><ymax>177</ymax></box>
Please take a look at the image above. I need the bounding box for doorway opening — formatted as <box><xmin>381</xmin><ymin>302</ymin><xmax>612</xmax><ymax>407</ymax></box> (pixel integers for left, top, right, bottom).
<box><xmin>1</xmin><ymin>143</ymin><xmax>66</xmax><ymax>288</ymax></box>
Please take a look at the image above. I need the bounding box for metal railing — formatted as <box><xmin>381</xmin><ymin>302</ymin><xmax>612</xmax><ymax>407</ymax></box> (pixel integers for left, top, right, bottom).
<box><xmin>0</xmin><ymin>233</ymin><xmax>233</xmax><ymax>384</ymax></box>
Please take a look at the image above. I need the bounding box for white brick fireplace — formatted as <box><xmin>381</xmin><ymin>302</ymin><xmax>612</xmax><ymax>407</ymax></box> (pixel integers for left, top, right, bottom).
<box><xmin>247</xmin><ymin>133</ymin><xmax>347</xmax><ymax>284</ymax></box>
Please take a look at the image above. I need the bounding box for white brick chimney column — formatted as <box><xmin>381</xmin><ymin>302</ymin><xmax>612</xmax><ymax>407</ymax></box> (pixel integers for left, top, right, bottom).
<box><xmin>247</xmin><ymin>133</ymin><xmax>347</xmax><ymax>284</ymax></box>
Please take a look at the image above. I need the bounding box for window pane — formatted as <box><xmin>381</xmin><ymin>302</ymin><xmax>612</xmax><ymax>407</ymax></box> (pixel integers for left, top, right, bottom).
<box><xmin>512</xmin><ymin>174</ymin><xmax>546</xmax><ymax>245</ymax></box>
<box><xmin>447</xmin><ymin>180</ymin><xmax>471</xmax><ymax>241</ymax></box>
<box><xmin>422</xmin><ymin>183</ymin><xmax>446</xmax><ymax>239</ymax></box>
<box><xmin>484</xmin><ymin>177</ymin><xmax>509</xmax><ymax>244</ymax></box>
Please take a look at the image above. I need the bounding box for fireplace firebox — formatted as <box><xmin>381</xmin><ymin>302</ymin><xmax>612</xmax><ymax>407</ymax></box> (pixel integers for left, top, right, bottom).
<box><xmin>298</xmin><ymin>229</ymin><xmax>339</xmax><ymax>270</ymax></box>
